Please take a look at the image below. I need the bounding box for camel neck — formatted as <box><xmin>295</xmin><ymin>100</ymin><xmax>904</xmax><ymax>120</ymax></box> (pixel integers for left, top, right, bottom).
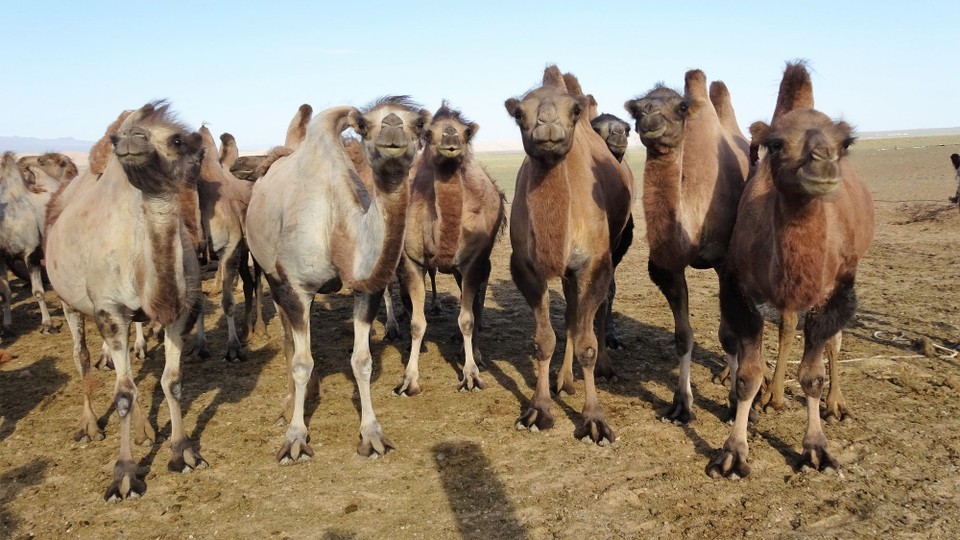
<box><xmin>643</xmin><ymin>146</ymin><xmax>690</xmax><ymax>269</ymax></box>
<box><xmin>773</xmin><ymin>193</ymin><xmax>828</xmax><ymax>309</ymax></box>
<box><xmin>140</xmin><ymin>195</ymin><xmax>188</xmax><ymax>325</ymax></box>
<box><xmin>336</xmin><ymin>178</ymin><xmax>410</xmax><ymax>292</ymax></box>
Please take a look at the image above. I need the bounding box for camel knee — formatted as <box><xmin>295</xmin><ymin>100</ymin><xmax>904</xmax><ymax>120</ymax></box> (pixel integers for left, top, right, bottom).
<box><xmin>458</xmin><ymin>311</ymin><xmax>474</xmax><ymax>336</ymax></box>
<box><xmin>114</xmin><ymin>378</ymin><xmax>137</xmax><ymax>418</ymax></box>
<box><xmin>291</xmin><ymin>358</ymin><xmax>313</xmax><ymax>387</ymax></box>
<box><xmin>734</xmin><ymin>365</ymin><xmax>763</xmax><ymax>401</ymax></box>
<box><xmin>798</xmin><ymin>361</ymin><xmax>826</xmax><ymax>398</ymax></box>
<box><xmin>574</xmin><ymin>333</ymin><xmax>599</xmax><ymax>368</ymax></box>
<box><xmin>410</xmin><ymin>320</ymin><xmax>426</xmax><ymax>341</ymax></box>
<box><xmin>533</xmin><ymin>329</ymin><xmax>556</xmax><ymax>361</ymax></box>
<box><xmin>675</xmin><ymin>326</ymin><xmax>693</xmax><ymax>355</ymax></box>
<box><xmin>161</xmin><ymin>369</ymin><xmax>182</xmax><ymax>401</ymax></box>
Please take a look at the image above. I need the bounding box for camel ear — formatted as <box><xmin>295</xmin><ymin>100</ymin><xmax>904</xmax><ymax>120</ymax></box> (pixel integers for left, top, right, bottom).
<box><xmin>624</xmin><ymin>99</ymin><xmax>639</xmax><ymax>120</ymax></box>
<box><xmin>347</xmin><ymin>109</ymin><xmax>367</xmax><ymax>137</ymax></box>
<box><xmin>835</xmin><ymin>121</ymin><xmax>856</xmax><ymax>149</ymax></box>
<box><xmin>505</xmin><ymin>98</ymin><xmax>521</xmax><ymax>122</ymax></box>
<box><xmin>951</xmin><ymin>153</ymin><xmax>960</xmax><ymax>170</ymax></box>
<box><xmin>749</xmin><ymin>121</ymin><xmax>771</xmax><ymax>144</ymax></box>
<box><xmin>465</xmin><ymin>122</ymin><xmax>480</xmax><ymax>142</ymax></box>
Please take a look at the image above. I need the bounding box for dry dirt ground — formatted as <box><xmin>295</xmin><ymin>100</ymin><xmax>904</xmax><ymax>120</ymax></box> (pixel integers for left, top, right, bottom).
<box><xmin>2</xmin><ymin>136</ymin><xmax>960</xmax><ymax>539</ymax></box>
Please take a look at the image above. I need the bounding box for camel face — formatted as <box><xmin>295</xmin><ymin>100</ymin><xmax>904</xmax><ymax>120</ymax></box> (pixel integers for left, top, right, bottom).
<box><xmin>591</xmin><ymin>114</ymin><xmax>630</xmax><ymax>162</ymax></box>
<box><xmin>229</xmin><ymin>155</ymin><xmax>267</xmax><ymax>181</ymax></box>
<box><xmin>754</xmin><ymin>109</ymin><xmax>854</xmax><ymax>197</ymax></box>
<box><xmin>424</xmin><ymin>105</ymin><xmax>479</xmax><ymax>168</ymax></box>
<box><xmin>111</xmin><ymin>104</ymin><xmax>204</xmax><ymax>195</ymax></box>
<box><xmin>18</xmin><ymin>153</ymin><xmax>78</xmax><ymax>183</ymax></box>
<box><xmin>505</xmin><ymin>87</ymin><xmax>588</xmax><ymax>165</ymax></box>
<box><xmin>625</xmin><ymin>87</ymin><xmax>688</xmax><ymax>152</ymax></box>
<box><xmin>351</xmin><ymin>97</ymin><xmax>431</xmax><ymax>182</ymax></box>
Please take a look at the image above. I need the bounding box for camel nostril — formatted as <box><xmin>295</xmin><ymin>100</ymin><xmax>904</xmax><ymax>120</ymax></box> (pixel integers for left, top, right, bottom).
<box><xmin>382</xmin><ymin>113</ymin><xmax>402</xmax><ymax>128</ymax></box>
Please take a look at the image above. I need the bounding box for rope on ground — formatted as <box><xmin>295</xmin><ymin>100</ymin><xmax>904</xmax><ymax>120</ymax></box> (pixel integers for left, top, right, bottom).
<box><xmin>872</xmin><ymin>330</ymin><xmax>959</xmax><ymax>359</ymax></box>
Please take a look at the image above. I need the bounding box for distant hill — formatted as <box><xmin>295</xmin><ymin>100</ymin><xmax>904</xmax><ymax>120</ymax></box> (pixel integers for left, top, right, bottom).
<box><xmin>0</xmin><ymin>136</ymin><xmax>94</xmax><ymax>153</ymax></box>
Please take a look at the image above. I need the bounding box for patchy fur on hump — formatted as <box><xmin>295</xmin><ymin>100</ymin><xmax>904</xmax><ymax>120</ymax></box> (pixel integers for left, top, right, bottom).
<box><xmin>284</xmin><ymin>104</ymin><xmax>313</xmax><ymax>148</ymax></box>
<box><xmin>89</xmin><ymin>110</ymin><xmax>132</xmax><ymax>175</ymax></box>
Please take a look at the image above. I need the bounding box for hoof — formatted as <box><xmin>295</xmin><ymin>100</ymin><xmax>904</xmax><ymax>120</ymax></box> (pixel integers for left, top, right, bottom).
<box><xmin>277</xmin><ymin>436</ymin><xmax>315</xmax><ymax>465</ymax></box>
<box><xmin>574</xmin><ymin>419</ymin><xmax>616</xmax><ymax>446</ymax></box>
<box><xmin>553</xmin><ymin>375</ymin><xmax>576</xmax><ymax>397</ymax></box>
<box><xmin>604</xmin><ymin>333</ymin><xmax>625</xmax><ymax>351</ymax></box>
<box><xmin>40</xmin><ymin>322</ymin><xmax>61</xmax><ymax>335</ymax></box>
<box><xmin>821</xmin><ymin>401</ymin><xmax>854</xmax><ymax>424</ymax></box>
<box><xmin>168</xmin><ymin>439</ymin><xmax>208</xmax><ymax>473</ymax></box>
<box><xmin>798</xmin><ymin>445</ymin><xmax>840</xmax><ymax>473</ymax></box>
<box><xmin>757</xmin><ymin>389</ymin><xmax>785</xmax><ymax>414</ymax></box>
<box><xmin>458</xmin><ymin>371</ymin><xmax>486</xmax><ymax>393</ymax></box>
<box><xmin>94</xmin><ymin>353</ymin><xmax>114</xmax><ymax>371</ymax></box>
<box><xmin>515</xmin><ymin>406</ymin><xmax>554</xmax><ymax>432</ymax></box>
<box><xmin>706</xmin><ymin>441</ymin><xmax>751</xmax><ymax>479</ymax></box>
<box><xmin>223</xmin><ymin>348</ymin><xmax>246</xmax><ymax>363</ymax></box>
<box><xmin>133</xmin><ymin>344</ymin><xmax>148</xmax><ymax>361</ymax></box>
<box><xmin>73</xmin><ymin>425</ymin><xmax>105</xmax><ymax>443</ymax></box>
<box><xmin>713</xmin><ymin>366</ymin><xmax>731</xmax><ymax>386</ymax></box>
<box><xmin>358</xmin><ymin>425</ymin><xmax>394</xmax><ymax>457</ymax></box>
<box><xmin>661</xmin><ymin>392</ymin><xmax>695</xmax><ymax>425</ymax></box>
<box><xmin>384</xmin><ymin>326</ymin><xmax>400</xmax><ymax>341</ymax></box>
<box><xmin>104</xmin><ymin>460</ymin><xmax>146</xmax><ymax>502</ymax></box>
<box><xmin>594</xmin><ymin>363</ymin><xmax>618</xmax><ymax>383</ymax></box>
<box><xmin>393</xmin><ymin>378</ymin><xmax>422</xmax><ymax>397</ymax></box>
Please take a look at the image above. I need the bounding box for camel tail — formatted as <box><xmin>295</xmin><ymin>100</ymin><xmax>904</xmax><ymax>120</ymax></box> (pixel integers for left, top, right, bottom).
<box><xmin>284</xmin><ymin>104</ymin><xmax>313</xmax><ymax>149</ymax></box>
<box><xmin>772</xmin><ymin>61</ymin><xmax>814</xmax><ymax>121</ymax></box>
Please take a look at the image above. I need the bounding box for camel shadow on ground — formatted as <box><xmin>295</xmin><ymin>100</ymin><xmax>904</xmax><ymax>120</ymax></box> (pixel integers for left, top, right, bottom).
<box><xmin>0</xmin><ymin>459</ymin><xmax>49</xmax><ymax>538</ymax></box>
<box><xmin>0</xmin><ymin>356</ymin><xmax>68</xmax><ymax>443</ymax></box>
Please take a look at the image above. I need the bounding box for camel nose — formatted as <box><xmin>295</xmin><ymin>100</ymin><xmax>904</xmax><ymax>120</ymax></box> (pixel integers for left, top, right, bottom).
<box><xmin>806</xmin><ymin>129</ymin><xmax>837</xmax><ymax>162</ymax></box>
<box><xmin>537</xmin><ymin>106</ymin><xmax>559</xmax><ymax>125</ymax></box>
<box><xmin>611</xmin><ymin>124</ymin><xmax>626</xmax><ymax>136</ymax></box>
<box><xmin>440</xmin><ymin>126</ymin><xmax>461</xmax><ymax>148</ymax></box>
<box><xmin>382</xmin><ymin>113</ymin><xmax>402</xmax><ymax>128</ymax></box>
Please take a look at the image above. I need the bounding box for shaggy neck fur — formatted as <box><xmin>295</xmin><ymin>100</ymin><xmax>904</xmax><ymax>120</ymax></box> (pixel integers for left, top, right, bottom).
<box><xmin>642</xmin><ymin>145</ymin><xmax>690</xmax><ymax>270</ymax></box>
<box><xmin>428</xmin><ymin>149</ymin><xmax>464</xmax><ymax>270</ymax></box>
<box><xmin>525</xmin><ymin>155</ymin><xmax>571</xmax><ymax>279</ymax></box>
<box><xmin>138</xmin><ymin>193</ymin><xmax>188</xmax><ymax>325</ymax></box>
<box><xmin>772</xmin><ymin>188</ymin><xmax>827</xmax><ymax>310</ymax></box>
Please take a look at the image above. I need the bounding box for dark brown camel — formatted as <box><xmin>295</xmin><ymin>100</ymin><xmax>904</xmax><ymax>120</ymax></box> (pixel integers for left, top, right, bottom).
<box><xmin>709</xmin><ymin>62</ymin><xmax>875</xmax><ymax>478</ymax></box>
<box><xmin>507</xmin><ymin>66</ymin><xmax>632</xmax><ymax>445</ymax></box>
<box><xmin>624</xmin><ymin>70</ymin><xmax>750</xmax><ymax>423</ymax></box>
<box><xmin>949</xmin><ymin>153</ymin><xmax>960</xmax><ymax>205</ymax></box>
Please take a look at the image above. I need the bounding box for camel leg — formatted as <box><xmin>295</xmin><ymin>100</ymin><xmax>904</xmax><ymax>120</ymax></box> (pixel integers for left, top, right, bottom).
<box><xmin>237</xmin><ymin>244</ymin><xmax>256</xmax><ymax>341</ymax></box>
<box><xmin>270</xmin><ymin>277</ymin><xmax>316</xmax><ymax>464</ymax></box>
<box><xmin>64</xmin><ymin>305</ymin><xmax>102</xmax><ymax>443</ymax></box>
<box><xmin>428</xmin><ymin>267</ymin><xmax>442</xmax><ymax>315</ymax></box>
<box><xmin>240</xmin><ymin>257</ymin><xmax>267</xmax><ymax>339</ymax></box>
<box><xmin>394</xmin><ymin>257</ymin><xmax>426</xmax><ymax>396</ymax></box>
<box><xmin>274</xmin><ymin>300</ymin><xmax>296</xmax><ymax>426</ymax></box>
<box><xmin>353</xmin><ymin>291</ymin><xmax>394</xmax><ymax>456</ymax></box>
<box><xmin>220</xmin><ymin>245</ymin><xmax>245</xmax><ymax>363</ymax></box>
<box><xmin>457</xmin><ymin>258</ymin><xmax>490</xmax><ymax>392</ymax></box>
<box><xmin>649</xmin><ymin>261</ymin><xmax>696</xmax><ymax>424</ymax></box>
<box><xmin>758</xmin><ymin>310</ymin><xmax>797</xmax><ymax>413</ymax></box>
<box><xmin>95</xmin><ymin>310</ymin><xmax>146</xmax><ymax>502</ymax></box>
<box><xmin>605</xmin><ymin>214</ymin><xmax>633</xmax><ymax>350</ymax></box>
<box><xmin>555</xmin><ymin>277</ymin><xmax>577</xmax><ymax>396</ymax></box>
<box><xmin>512</xmin><ymin>255</ymin><xmax>555</xmax><ymax>432</ymax></box>
<box><xmin>572</xmin><ymin>258</ymin><xmax>616</xmax><ymax>446</ymax></box>
<box><xmin>161</xmin><ymin>314</ymin><xmax>207</xmax><ymax>473</ymax></box>
<box><xmin>0</xmin><ymin>261</ymin><xmax>11</xmax><ymax>332</ymax></box>
<box><xmin>821</xmin><ymin>331</ymin><xmax>852</xmax><ymax>423</ymax></box>
<box><xmin>132</xmin><ymin>323</ymin><xmax>148</xmax><ymax>361</ymax></box>
<box><xmin>28</xmin><ymin>254</ymin><xmax>57</xmax><ymax>334</ymax></box>
<box><xmin>190</xmin><ymin>293</ymin><xmax>210</xmax><ymax>359</ymax></box>
<box><xmin>382</xmin><ymin>283</ymin><xmax>400</xmax><ymax>341</ymax></box>
<box><xmin>708</xmin><ymin>273</ymin><xmax>764</xmax><ymax>478</ymax></box>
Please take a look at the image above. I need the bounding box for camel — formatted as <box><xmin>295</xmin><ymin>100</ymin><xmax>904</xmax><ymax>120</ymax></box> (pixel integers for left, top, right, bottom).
<box><xmin>949</xmin><ymin>154</ymin><xmax>960</xmax><ymax>205</ymax></box>
<box><xmin>391</xmin><ymin>102</ymin><xmax>505</xmax><ymax>396</ymax></box>
<box><xmin>217</xmin><ymin>132</ymin><xmax>267</xmax><ymax>182</ymax></box>
<box><xmin>45</xmin><ymin>101</ymin><xmax>208</xmax><ymax>500</ymax></box>
<box><xmin>624</xmin><ymin>70</ymin><xmax>750</xmax><ymax>424</ymax></box>
<box><xmin>708</xmin><ymin>62</ymin><xmax>874</xmax><ymax>478</ymax></box>
<box><xmin>0</xmin><ymin>153</ymin><xmax>67</xmax><ymax>335</ymax></box>
<box><xmin>590</xmin><ymin>113</ymin><xmax>635</xmax><ymax>351</ymax></box>
<box><xmin>196</xmin><ymin>125</ymin><xmax>264</xmax><ymax>359</ymax></box>
<box><xmin>17</xmin><ymin>152</ymin><xmax>78</xmax><ymax>188</ymax></box>
<box><xmin>507</xmin><ymin>66</ymin><xmax>632</xmax><ymax>445</ymax></box>
<box><xmin>246</xmin><ymin>97</ymin><xmax>430</xmax><ymax>461</ymax></box>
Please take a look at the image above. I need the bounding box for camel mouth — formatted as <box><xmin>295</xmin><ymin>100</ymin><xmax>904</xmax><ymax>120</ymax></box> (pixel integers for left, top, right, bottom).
<box><xmin>641</xmin><ymin>126</ymin><xmax>667</xmax><ymax>140</ymax></box>
<box><xmin>438</xmin><ymin>147</ymin><xmax>463</xmax><ymax>158</ymax></box>
<box><xmin>375</xmin><ymin>145</ymin><xmax>409</xmax><ymax>158</ymax></box>
<box><xmin>798</xmin><ymin>170</ymin><xmax>841</xmax><ymax>194</ymax></box>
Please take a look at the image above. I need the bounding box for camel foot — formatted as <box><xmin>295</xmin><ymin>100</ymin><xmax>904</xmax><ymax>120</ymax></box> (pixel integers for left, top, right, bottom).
<box><xmin>661</xmin><ymin>391</ymin><xmax>695</xmax><ymax>425</ymax></box>
<box><xmin>104</xmin><ymin>460</ymin><xmax>146</xmax><ymax>502</ymax></box>
<box><xmin>384</xmin><ymin>325</ymin><xmax>400</xmax><ymax>341</ymax></box>
<box><xmin>604</xmin><ymin>331</ymin><xmax>625</xmax><ymax>351</ymax></box>
<box><xmin>357</xmin><ymin>424</ymin><xmax>394</xmax><ymax>457</ymax></box>
<box><xmin>429</xmin><ymin>304</ymin><xmax>444</xmax><ymax>317</ymax></box>
<box><xmin>713</xmin><ymin>366</ymin><xmax>731</xmax><ymax>386</ymax></box>
<box><xmin>821</xmin><ymin>399</ymin><xmax>854</xmax><ymax>424</ymax></box>
<box><xmin>799</xmin><ymin>445</ymin><xmax>840</xmax><ymax>473</ymax></box>
<box><xmin>73</xmin><ymin>421</ymin><xmax>104</xmax><ymax>443</ymax></box>
<box><xmin>277</xmin><ymin>432</ymin><xmax>315</xmax><ymax>465</ymax></box>
<box><xmin>756</xmin><ymin>388</ymin><xmax>785</xmax><ymax>414</ymax></box>
<box><xmin>393</xmin><ymin>377</ymin><xmax>422</xmax><ymax>397</ymax></box>
<box><xmin>40</xmin><ymin>321</ymin><xmax>61</xmax><ymax>334</ymax></box>
<box><xmin>725</xmin><ymin>398</ymin><xmax>758</xmax><ymax>425</ymax></box>
<box><xmin>594</xmin><ymin>363</ymin><xmax>618</xmax><ymax>383</ymax></box>
<box><xmin>515</xmin><ymin>405</ymin><xmax>554</xmax><ymax>432</ymax></box>
<box><xmin>133</xmin><ymin>342</ymin><xmax>148</xmax><ymax>361</ymax></box>
<box><xmin>554</xmin><ymin>373</ymin><xmax>576</xmax><ymax>397</ymax></box>
<box><xmin>132</xmin><ymin>420</ymin><xmax>156</xmax><ymax>447</ymax></box>
<box><xmin>251</xmin><ymin>322</ymin><xmax>268</xmax><ymax>340</ymax></box>
<box><xmin>706</xmin><ymin>439</ymin><xmax>751</xmax><ymax>479</ymax></box>
<box><xmin>94</xmin><ymin>351</ymin><xmax>114</xmax><ymax>371</ymax></box>
<box><xmin>458</xmin><ymin>368</ymin><xmax>486</xmax><ymax>393</ymax></box>
<box><xmin>574</xmin><ymin>418</ymin><xmax>616</xmax><ymax>446</ymax></box>
<box><xmin>168</xmin><ymin>439</ymin><xmax>208</xmax><ymax>473</ymax></box>
<box><xmin>223</xmin><ymin>347</ymin><xmax>246</xmax><ymax>363</ymax></box>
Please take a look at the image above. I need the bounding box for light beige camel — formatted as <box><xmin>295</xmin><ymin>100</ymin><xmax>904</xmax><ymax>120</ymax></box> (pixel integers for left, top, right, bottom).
<box><xmin>197</xmin><ymin>125</ymin><xmax>264</xmax><ymax>359</ymax></box>
<box><xmin>246</xmin><ymin>97</ymin><xmax>430</xmax><ymax>461</ymax></box>
<box><xmin>45</xmin><ymin>102</ymin><xmax>208</xmax><ymax>501</ymax></box>
<box><xmin>0</xmin><ymin>153</ymin><xmax>65</xmax><ymax>334</ymax></box>
<box><xmin>392</xmin><ymin>102</ymin><xmax>505</xmax><ymax>395</ymax></box>
<box><xmin>624</xmin><ymin>70</ymin><xmax>750</xmax><ymax>423</ymax></box>
<box><xmin>507</xmin><ymin>66</ymin><xmax>632</xmax><ymax>444</ymax></box>
<box><xmin>709</xmin><ymin>62</ymin><xmax>874</xmax><ymax>478</ymax></box>
<box><xmin>17</xmin><ymin>152</ymin><xmax>78</xmax><ymax>189</ymax></box>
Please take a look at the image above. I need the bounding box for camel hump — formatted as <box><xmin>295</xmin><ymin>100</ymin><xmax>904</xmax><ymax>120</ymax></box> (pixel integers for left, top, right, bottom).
<box><xmin>563</xmin><ymin>72</ymin><xmax>584</xmax><ymax>96</ymax></box>
<box><xmin>709</xmin><ymin>81</ymin><xmax>732</xmax><ymax>119</ymax></box>
<box><xmin>542</xmin><ymin>65</ymin><xmax>567</xmax><ymax>90</ymax></box>
<box><xmin>951</xmin><ymin>153</ymin><xmax>960</xmax><ymax>170</ymax></box>
<box><xmin>773</xmin><ymin>61</ymin><xmax>814</xmax><ymax>121</ymax></box>
<box><xmin>684</xmin><ymin>69</ymin><xmax>709</xmax><ymax>101</ymax></box>
<box><xmin>89</xmin><ymin>109</ymin><xmax>132</xmax><ymax>175</ymax></box>
<box><xmin>198</xmin><ymin>126</ymin><xmax>223</xmax><ymax>177</ymax></box>
<box><xmin>219</xmin><ymin>133</ymin><xmax>239</xmax><ymax>166</ymax></box>
<box><xmin>285</xmin><ymin>103</ymin><xmax>313</xmax><ymax>149</ymax></box>
<box><xmin>1</xmin><ymin>151</ymin><xmax>14</xmax><ymax>171</ymax></box>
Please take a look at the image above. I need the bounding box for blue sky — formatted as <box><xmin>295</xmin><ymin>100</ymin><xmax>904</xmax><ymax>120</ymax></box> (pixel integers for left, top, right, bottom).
<box><xmin>2</xmin><ymin>1</ymin><xmax>958</xmax><ymax>149</ymax></box>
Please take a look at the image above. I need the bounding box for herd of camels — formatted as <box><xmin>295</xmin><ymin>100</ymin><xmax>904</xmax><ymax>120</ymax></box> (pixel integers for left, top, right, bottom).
<box><xmin>0</xmin><ymin>61</ymin><xmax>878</xmax><ymax>501</ymax></box>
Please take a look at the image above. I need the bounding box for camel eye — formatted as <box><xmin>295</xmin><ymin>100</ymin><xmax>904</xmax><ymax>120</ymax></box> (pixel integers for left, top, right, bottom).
<box><xmin>842</xmin><ymin>137</ymin><xmax>855</xmax><ymax>150</ymax></box>
<box><xmin>678</xmin><ymin>102</ymin><xmax>689</xmax><ymax>114</ymax></box>
<box><xmin>173</xmin><ymin>136</ymin><xmax>182</xmax><ymax>147</ymax></box>
<box><xmin>765</xmin><ymin>138</ymin><xmax>784</xmax><ymax>153</ymax></box>
<box><xmin>572</xmin><ymin>104</ymin><xmax>582</xmax><ymax>118</ymax></box>
<box><xmin>416</xmin><ymin>118</ymin><xmax>425</xmax><ymax>130</ymax></box>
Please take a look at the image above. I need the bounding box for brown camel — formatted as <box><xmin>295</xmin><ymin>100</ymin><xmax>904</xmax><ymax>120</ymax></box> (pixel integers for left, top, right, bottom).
<box><xmin>218</xmin><ymin>132</ymin><xmax>269</xmax><ymax>182</ymax></box>
<box><xmin>507</xmin><ymin>66</ymin><xmax>632</xmax><ymax>444</ymax></box>
<box><xmin>45</xmin><ymin>101</ymin><xmax>208</xmax><ymax>500</ymax></box>
<box><xmin>246</xmin><ymin>97</ymin><xmax>430</xmax><ymax>461</ymax></box>
<box><xmin>708</xmin><ymin>62</ymin><xmax>874</xmax><ymax>478</ymax></box>
<box><xmin>392</xmin><ymin>102</ymin><xmax>506</xmax><ymax>395</ymax></box>
<box><xmin>197</xmin><ymin>125</ymin><xmax>264</xmax><ymax>359</ymax></box>
<box><xmin>949</xmin><ymin>153</ymin><xmax>960</xmax><ymax>205</ymax></box>
<box><xmin>0</xmin><ymin>153</ymin><xmax>67</xmax><ymax>335</ymax></box>
<box><xmin>624</xmin><ymin>70</ymin><xmax>750</xmax><ymax>423</ymax></box>
<box><xmin>590</xmin><ymin>113</ymin><xmax>635</xmax><ymax>351</ymax></box>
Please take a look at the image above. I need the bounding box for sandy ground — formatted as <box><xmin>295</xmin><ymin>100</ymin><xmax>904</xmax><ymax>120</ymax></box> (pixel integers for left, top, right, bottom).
<box><xmin>2</xmin><ymin>135</ymin><xmax>960</xmax><ymax>539</ymax></box>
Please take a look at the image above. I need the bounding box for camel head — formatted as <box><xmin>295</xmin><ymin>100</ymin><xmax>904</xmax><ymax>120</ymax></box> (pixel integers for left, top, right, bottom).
<box><xmin>751</xmin><ymin>109</ymin><xmax>854</xmax><ymax>198</ymax></box>
<box><xmin>348</xmin><ymin>96</ymin><xmax>431</xmax><ymax>182</ymax></box>
<box><xmin>17</xmin><ymin>153</ymin><xmax>78</xmax><ymax>182</ymax></box>
<box><xmin>111</xmin><ymin>101</ymin><xmax>204</xmax><ymax>196</ymax></box>
<box><xmin>230</xmin><ymin>155</ymin><xmax>267</xmax><ymax>181</ymax></box>
<box><xmin>423</xmin><ymin>101</ymin><xmax>479</xmax><ymax>169</ymax></box>
<box><xmin>625</xmin><ymin>86</ymin><xmax>688</xmax><ymax>154</ymax></box>
<box><xmin>591</xmin><ymin>114</ymin><xmax>631</xmax><ymax>162</ymax></box>
<box><xmin>505</xmin><ymin>77</ymin><xmax>589</xmax><ymax>167</ymax></box>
